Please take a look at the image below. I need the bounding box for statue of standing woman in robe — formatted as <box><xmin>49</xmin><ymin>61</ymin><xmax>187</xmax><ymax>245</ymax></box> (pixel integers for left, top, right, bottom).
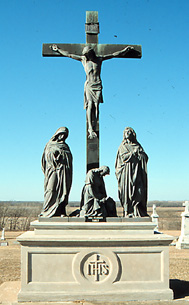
<box><xmin>51</xmin><ymin>44</ymin><xmax>133</xmax><ymax>139</ymax></box>
<box><xmin>115</xmin><ymin>127</ymin><xmax>148</xmax><ymax>218</ymax></box>
<box><xmin>40</xmin><ymin>127</ymin><xmax>72</xmax><ymax>217</ymax></box>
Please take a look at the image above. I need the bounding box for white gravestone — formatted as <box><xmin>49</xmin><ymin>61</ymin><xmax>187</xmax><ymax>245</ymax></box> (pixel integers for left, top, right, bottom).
<box><xmin>0</xmin><ymin>228</ymin><xmax>8</xmax><ymax>246</ymax></box>
<box><xmin>1</xmin><ymin>228</ymin><xmax>5</xmax><ymax>240</ymax></box>
<box><xmin>176</xmin><ymin>201</ymin><xmax>189</xmax><ymax>249</ymax></box>
<box><xmin>151</xmin><ymin>204</ymin><xmax>159</xmax><ymax>232</ymax></box>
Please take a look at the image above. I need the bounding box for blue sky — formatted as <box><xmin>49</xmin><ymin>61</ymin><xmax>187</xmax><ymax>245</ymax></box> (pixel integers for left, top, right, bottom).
<box><xmin>0</xmin><ymin>0</ymin><xmax>189</xmax><ymax>202</ymax></box>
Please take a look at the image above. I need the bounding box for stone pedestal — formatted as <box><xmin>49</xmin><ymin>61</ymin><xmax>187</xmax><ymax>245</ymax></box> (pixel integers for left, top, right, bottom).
<box><xmin>176</xmin><ymin>201</ymin><xmax>189</xmax><ymax>249</ymax></box>
<box><xmin>17</xmin><ymin>217</ymin><xmax>174</xmax><ymax>302</ymax></box>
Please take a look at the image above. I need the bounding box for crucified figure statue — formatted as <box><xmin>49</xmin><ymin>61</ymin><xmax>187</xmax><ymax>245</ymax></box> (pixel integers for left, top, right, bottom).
<box><xmin>51</xmin><ymin>44</ymin><xmax>133</xmax><ymax>139</ymax></box>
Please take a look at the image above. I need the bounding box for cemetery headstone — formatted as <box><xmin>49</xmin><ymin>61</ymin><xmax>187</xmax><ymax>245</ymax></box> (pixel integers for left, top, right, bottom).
<box><xmin>151</xmin><ymin>203</ymin><xmax>159</xmax><ymax>232</ymax></box>
<box><xmin>176</xmin><ymin>201</ymin><xmax>189</xmax><ymax>249</ymax></box>
<box><xmin>0</xmin><ymin>228</ymin><xmax>8</xmax><ymax>246</ymax></box>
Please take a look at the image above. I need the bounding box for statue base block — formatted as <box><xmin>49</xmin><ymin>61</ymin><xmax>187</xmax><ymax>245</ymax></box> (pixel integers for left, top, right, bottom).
<box><xmin>176</xmin><ymin>236</ymin><xmax>189</xmax><ymax>249</ymax></box>
<box><xmin>0</xmin><ymin>241</ymin><xmax>8</xmax><ymax>246</ymax></box>
<box><xmin>17</xmin><ymin>217</ymin><xmax>174</xmax><ymax>302</ymax></box>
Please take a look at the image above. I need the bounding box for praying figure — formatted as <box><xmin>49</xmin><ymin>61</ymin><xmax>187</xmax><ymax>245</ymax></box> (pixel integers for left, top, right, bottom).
<box><xmin>51</xmin><ymin>44</ymin><xmax>133</xmax><ymax>139</ymax></box>
<box><xmin>40</xmin><ymin>127</ymin><xmax>72</xmax><ymax>217</ymax></box>
<box><xmin>80</xmin><ymin>166</ymin><xmax>117</xmax><ymax>218</ymax></box>
<box><xmin>115</xmin><ymin>127</ymin><xmax>148</xmax><ymax>218</ymax></box>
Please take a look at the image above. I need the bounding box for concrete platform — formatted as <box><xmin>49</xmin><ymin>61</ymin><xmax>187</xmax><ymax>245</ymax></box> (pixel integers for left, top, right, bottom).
<box><xmin>1</xmin><ymin>281</ymin><xmax>189</xmax><ymax>305</ymax></box>
<box><xmin>16</xmin><ymin>217</ymin><xmax>174</xmax><ymax>303</ymax></box>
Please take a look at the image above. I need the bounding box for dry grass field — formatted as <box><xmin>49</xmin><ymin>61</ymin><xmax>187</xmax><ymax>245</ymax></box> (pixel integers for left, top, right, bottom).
<box><xmin>0</xmin><ymin>206</ymin><xmax>189</xmax><ymax>301</ymax></box>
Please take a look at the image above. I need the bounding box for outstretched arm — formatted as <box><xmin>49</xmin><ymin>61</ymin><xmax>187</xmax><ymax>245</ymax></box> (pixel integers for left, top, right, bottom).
<box><xmin>102</xmin><ymin>46</ymin><xmax>134</xmax><ymax>61</ymax></box>
<box><xmin>50</xmin><ymin>44</ymin><xmax>82</xmax><ymax>61</ymax></box>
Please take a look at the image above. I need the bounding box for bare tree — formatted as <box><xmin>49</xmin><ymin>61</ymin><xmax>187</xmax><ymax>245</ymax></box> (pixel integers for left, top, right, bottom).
<box><xmin>0</xmin><ymin>205</ymin><xmax>10</xmax><ymax>230</ymax></box>
<box><xmin>8</xmin><ymin>208</ymin><xmax>24</xmax><ymax>231</ymax></box>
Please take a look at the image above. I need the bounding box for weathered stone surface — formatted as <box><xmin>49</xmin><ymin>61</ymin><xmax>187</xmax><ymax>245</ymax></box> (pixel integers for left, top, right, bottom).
<box><xmin>0</xmin><ymin>281</ymin><xmax>188</xmax><ymax>304</ymax></box>
<box><xmin>0</xmin><ymin>241</ymin><xmax>8</xmax><ymax>246</ymax></box>
<box><xmin>80</xmin><ymin>166</ymin><xmax>117</xmax><ymax>218</ymax></box>
<box><xmin>1</xmin><ymin>228</ymin><xmax>5</xmax><ymax>240</ymax></box>
<box><xmin>40</xmin><ymin>127</ymin><xmax>72</xmax><ymax>218</ymax></box>
<box><xmin>115</xmin><ymin>127</ymin><xmax>148</xmax><ymax>217</ymax></box>
<box><xmin>17</xmin><ymin>218</ymin><xmax>174</xmax><ymax>302</ymax></box>
<box><xmin>42</xmin><ymin>11</ymin><xmax>142</xmax><ymax>171</ymax></box>
<box><xmin>42</xmin><ymin>43</ymin><xmax>142</xmax><ymax>58</ymax></box>
<box><xmin>50</xmin><ymin>43</ymin><xmax>135</xmax><ymax>140</ymax></box>
<box><xmin>0</xmin><ymin>229</ymin><xmax>8</xmax><ymax>245</ymax></box>
<box><xmin>176</xmin><ymin>201</ymin><xmax>189</xmax><ymax>249</ymax></box>
<box><xmin>151</xmin><ymin>203</ymin><xmax>159</xmax><ymax>232</ymax></box>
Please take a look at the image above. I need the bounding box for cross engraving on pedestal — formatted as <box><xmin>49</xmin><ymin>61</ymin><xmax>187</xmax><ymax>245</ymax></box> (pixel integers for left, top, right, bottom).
<box><xmin>87</xmin><ymin>254</ymin><xmax>109</xmax><ymax>281</ymax></box>
<box><xmin>42</xmin><ymin>11</ymin><xmax>142</xmax><ymax>172</ymax></box>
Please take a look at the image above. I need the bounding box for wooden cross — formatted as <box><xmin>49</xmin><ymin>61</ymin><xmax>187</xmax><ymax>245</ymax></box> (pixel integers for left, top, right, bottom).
<box><xmin>42</xmin><ymin>11</ymin><xmax>142</xmax><ymax>172</ymax></box>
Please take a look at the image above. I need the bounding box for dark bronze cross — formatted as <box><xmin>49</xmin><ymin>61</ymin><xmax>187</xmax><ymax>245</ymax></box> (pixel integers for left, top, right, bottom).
<box><xmin>42</xmin><ymin>11</ymin><xmax>142</xmax><ymax>172</ymax></box>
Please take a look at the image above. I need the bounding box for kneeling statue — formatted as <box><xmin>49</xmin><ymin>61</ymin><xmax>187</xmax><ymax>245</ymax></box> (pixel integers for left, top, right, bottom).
<box><xmin>80</xmin><ymin>166</ymin><xmax>117</xmax><ymax>218</ymax></box>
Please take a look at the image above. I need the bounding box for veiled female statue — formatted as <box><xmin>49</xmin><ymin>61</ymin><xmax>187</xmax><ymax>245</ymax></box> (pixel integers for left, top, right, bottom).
<box><xmin>40</xmin><ymin>127</ymin><xmax>72</xmax><ymax>217</ymax></box>
<box><xmin>80</xmin><ymin>166</ymin><xmax>117</xmax><ymax>218</ymax></box>
<box><xmin>115</xmin><ymin>127</ymin><xmax>148</xmax><ymax>218</ymax></box>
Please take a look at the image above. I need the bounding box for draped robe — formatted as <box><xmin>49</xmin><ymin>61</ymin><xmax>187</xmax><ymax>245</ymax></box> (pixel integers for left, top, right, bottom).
<box><xmin>40</xmin><ymin>137</ymin><xmax>72</xmax><ymax>217</ymax></box>
<box><xmin>80</xmin><ymin>169</ymin><xmax>107</xmax><ymax>217</ymax></box>
<box><xmin>115</xmin><ymin>140</ymin><xmax>148</xmax><ymax>217</ymax></box>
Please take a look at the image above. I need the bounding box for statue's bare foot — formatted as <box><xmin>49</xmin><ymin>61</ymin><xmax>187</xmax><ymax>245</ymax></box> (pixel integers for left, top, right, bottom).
<box><xmin>88</xmin><ymin>130</ymin><xmax>97</xmax><ymax>139</ymax></box>
<box><xmin>124</xmin><ymin>211</ymin><xmax>134</xmax><ymax>218</ymax></box>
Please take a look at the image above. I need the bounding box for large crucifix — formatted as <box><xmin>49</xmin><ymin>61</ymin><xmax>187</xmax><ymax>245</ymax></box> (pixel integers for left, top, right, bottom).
<box><xmin>42</xmin><ymin>11</ymin><xmax>142</xmax><ymax>172</ymax></box>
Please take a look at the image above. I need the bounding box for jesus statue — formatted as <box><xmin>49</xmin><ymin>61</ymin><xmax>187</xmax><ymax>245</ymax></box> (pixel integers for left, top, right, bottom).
<box><xmin>51</xmin><ymin>44</ymin><xmax>133</xmax><ymax>139</ymax></box>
